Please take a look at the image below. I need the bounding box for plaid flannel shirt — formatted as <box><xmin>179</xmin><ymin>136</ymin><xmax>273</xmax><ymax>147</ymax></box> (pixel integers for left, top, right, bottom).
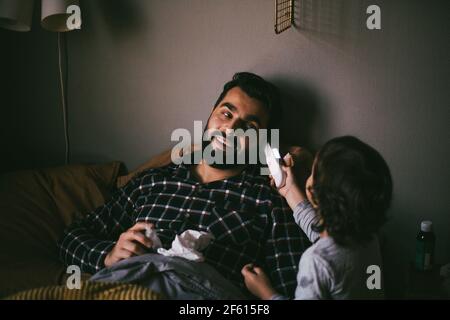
<box><xmin>58</xmin><ymin>163</ymin><xmax>310</xmax><ymax>297</ymax></box>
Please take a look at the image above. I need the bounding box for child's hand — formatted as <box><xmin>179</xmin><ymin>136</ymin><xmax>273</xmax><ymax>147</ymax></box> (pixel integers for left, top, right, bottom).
<box><xmin>270</xmin><ymin>153</ymin><xmax>307</xmax><ymax>210</ymax></box>
<box><xmin>241</xmin><ymin>264</ymin><xmax>277</xmax><ymax>300</ymax></box>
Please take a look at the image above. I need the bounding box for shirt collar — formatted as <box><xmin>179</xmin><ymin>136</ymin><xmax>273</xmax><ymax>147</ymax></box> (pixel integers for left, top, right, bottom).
<box><xmin>172</xmin><ymin>162</ymin><xmax>261</xmax><ymax>188</ymax></box>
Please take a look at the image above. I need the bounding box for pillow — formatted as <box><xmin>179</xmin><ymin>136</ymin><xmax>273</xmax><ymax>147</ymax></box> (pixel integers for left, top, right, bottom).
<box><xmin>117</xmin><ymin>149</ymin><xmax>174</xmax><ymax>188</ymax></box>
<box><xmin>0</xmin><ymin>162</ymin><xmax>123</xmax><ymax>297</ymax></box>
<box><xmin>116</xmin><ymin>145</ymin><xmax>196</xmax><ymax>188</ymax></box>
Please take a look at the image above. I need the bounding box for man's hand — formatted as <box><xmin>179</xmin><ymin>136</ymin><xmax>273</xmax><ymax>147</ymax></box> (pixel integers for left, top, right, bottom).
<box><xmin>241</xmin><ymin>264</ymin><xmax>277</xmax><ymax>300</ymax></box>
<box><xmin>104</xmin><ymin>222</ymin><xmax>154</xmax><ymax>268</ymax></box>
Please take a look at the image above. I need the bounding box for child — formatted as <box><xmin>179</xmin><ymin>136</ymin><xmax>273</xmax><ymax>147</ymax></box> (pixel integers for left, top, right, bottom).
<box><xmin>242</xmin><ymin>136</ymin><xmax>392</xmax><ymax>299</ymax></box>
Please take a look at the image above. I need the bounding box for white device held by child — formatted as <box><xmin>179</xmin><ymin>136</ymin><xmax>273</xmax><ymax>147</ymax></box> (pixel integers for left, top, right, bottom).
<box><xmin>264</xmin><ymin>143</ymin><xmax>286</xmax><ymax>188</ymax></box>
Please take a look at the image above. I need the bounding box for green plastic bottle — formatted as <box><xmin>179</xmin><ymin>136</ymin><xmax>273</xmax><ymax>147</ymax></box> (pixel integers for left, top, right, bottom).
<box><xmin>415</xmin><ymin>221</ymin><xmax>435</xmax><ymax>271</ymax></box>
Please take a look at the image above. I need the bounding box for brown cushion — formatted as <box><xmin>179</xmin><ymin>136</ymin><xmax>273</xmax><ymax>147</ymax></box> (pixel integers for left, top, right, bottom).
<box><xmin>116</xmin><ymin>145</ymin><xmax>198</xmax><ymax>188</ymax></box>
<box><xmin>0</xmin><ymin>162</ymin><xmax>122</xmax><ymax>297</ymax></box>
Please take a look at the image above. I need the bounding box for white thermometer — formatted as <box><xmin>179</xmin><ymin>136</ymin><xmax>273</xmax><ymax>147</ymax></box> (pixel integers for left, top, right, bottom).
<box><xmin>264</xmin><ymin>143</ymin><xmax>286</xmax><ymax>188</ymax></box>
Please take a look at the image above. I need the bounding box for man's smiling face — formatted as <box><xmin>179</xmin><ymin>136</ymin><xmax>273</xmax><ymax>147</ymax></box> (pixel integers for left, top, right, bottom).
<box><xmin>204</xmin><ymin>86</ymin><xmax>270</xmax><ymax>168</ymax></box>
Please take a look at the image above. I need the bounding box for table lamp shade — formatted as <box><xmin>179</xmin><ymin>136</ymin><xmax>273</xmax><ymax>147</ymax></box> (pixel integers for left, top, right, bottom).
<box><xmin>0</xmin><ymin>0</ymin><xmax>35</xmax><ymax>32</ymax></box>
<box><xmin>41</xmin><ymin>0</ymin><xmax>79</xmax><ymax>32</ymax></box>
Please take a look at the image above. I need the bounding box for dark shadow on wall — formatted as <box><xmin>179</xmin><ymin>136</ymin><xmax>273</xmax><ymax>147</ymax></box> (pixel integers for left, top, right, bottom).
<box><xmin>271</xmin><ymin>78</ymin><xmax>323</xmax><ymax>153</ymax></box>
<box><xmin>0</xmin><ymin>29</ymin><xmax>13</xmax><ymax>173</ymax></box>
<box><xmin>81</xmin><ymin>0</ymin><xmax>150</xmax><ymax>39</ymax></box>
<box><xmin>379</xmin><ymin>215</ymin><xmax>411</xmax><ymax>299</ymax></box>
<box><xmin>0</xmin><ymin>12</ymin><xmax>65</xmax><ymax>173</ymax></box>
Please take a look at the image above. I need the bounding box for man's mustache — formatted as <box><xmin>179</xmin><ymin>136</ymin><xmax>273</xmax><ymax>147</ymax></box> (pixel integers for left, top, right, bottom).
<box><xmin>212</xmin><ymin>134</ymin><xmax>241</xmax><ymax>151</ymax></box>
<box><xmin>204</xmin><ymin>129</ymin><xmax>244</xmax><ymax>152</ymax></box>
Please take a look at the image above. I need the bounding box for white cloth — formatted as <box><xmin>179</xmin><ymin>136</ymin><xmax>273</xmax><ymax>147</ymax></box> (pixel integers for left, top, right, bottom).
<box><xmin>145</xmin><ymin>227</ymin><xmax>214</xmax><ymax>262</ymax></box>
<box><xmin>157</xmin><ymin>230</ymin><xmax>214</xmax><ymax>262</ymax></box>
<box><xmin>145</xmin><ymin>227</ymin><xmax>163</xmax><ymax>249</ymax></box>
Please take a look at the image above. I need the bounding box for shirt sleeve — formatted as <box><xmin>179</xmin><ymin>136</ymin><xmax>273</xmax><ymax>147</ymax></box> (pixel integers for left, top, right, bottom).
<box><xmin>292</xmin><ymin>200</ymin><xmax>321</xmax><ymax>243</ymax></box>
<box><xmin>264</xmin><ymin>195</ymin><xmax>311</xmax><ymax>298</ymax></box>
<box><xmin>269</xmin><ymin>248</ymin><xmax>334</xmax><ymax>300</ymax></box>
<box><xmin>57</xmin><ymin>172</ymin><xmax>148</xmax><ymax>274</ymax></box>
<box><xmin>294</xmin><ymin>248</ymin><xmax>333</xmax><ymax>300</ymax></box>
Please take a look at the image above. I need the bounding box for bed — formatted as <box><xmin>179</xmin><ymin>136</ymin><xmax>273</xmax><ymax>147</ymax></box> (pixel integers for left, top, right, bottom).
<box><xmin>0</xmin><ymin>146</ymin><xmax>311</xmax><ymax>299</ymax></box>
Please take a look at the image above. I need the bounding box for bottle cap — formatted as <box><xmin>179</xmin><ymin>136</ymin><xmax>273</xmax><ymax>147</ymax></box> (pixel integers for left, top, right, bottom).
<box><xmin>421</xmin><ymin>220</ymin><xmax>433</xmax><ymax>232</ymax></box>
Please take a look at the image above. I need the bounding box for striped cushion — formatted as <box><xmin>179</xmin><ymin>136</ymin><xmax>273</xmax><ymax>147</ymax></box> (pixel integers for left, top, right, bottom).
<box><xmin>5</xmin><ymin>281</ymin><xmax>162</xmax><ymax>300</ymax></box>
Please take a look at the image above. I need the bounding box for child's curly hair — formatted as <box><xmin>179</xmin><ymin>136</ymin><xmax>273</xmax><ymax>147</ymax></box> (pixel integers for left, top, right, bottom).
<box><xmin>310</xmin><ymin>136</ymin><xmax>392</xmax><ymax>246</ymax></box>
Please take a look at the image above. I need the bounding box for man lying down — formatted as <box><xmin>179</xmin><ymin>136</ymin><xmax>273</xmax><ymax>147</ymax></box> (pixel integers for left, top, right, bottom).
<box><xmin>58</xmin><ymin>72</ymin><xmax>312</xmax><ymax>299</ymax></box>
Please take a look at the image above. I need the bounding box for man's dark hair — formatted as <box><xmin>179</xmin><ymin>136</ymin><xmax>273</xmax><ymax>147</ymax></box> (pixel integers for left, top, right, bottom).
<box><xmin>214</xmin><ymin>72</ymin><xmax>282</xmax><ymax>129</ymax></box>
<box><xmin>310</xmin><ymin>136</ymin><xmax>393</xmax><ymax>246</ymax></box>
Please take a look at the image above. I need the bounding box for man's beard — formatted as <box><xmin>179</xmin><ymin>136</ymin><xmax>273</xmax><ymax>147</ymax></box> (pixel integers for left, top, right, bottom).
<box><xmin>201</xmin><ymin>132</ymin><xmax>253</xmax><ymax>170</ymax></box>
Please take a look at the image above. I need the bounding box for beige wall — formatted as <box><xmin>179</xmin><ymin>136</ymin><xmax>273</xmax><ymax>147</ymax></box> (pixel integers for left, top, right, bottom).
<box><xmin>1</xmin><ymin>0</ymin><xmax>449</xmax><ymax>297</ymax></box>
